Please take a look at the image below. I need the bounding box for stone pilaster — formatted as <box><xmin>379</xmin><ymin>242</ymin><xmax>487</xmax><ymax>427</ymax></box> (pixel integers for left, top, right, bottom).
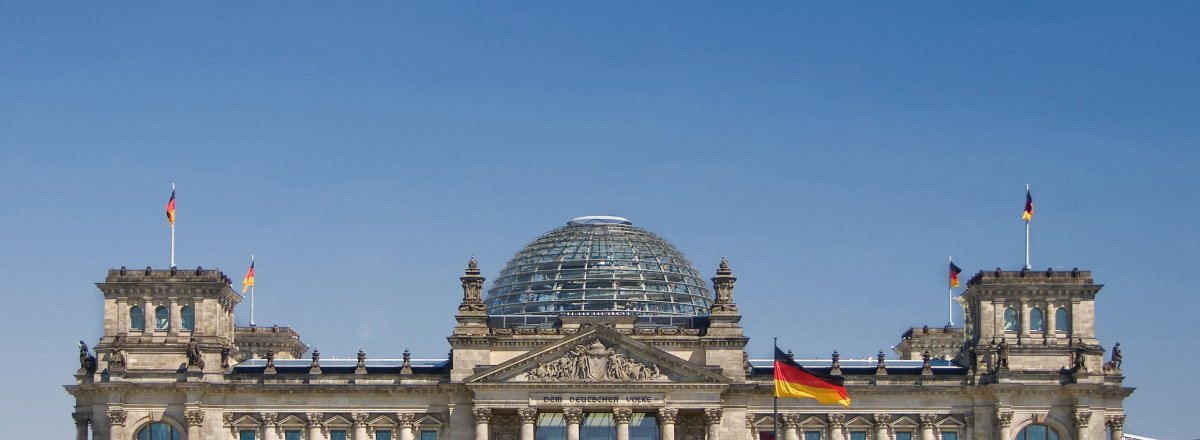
<box><xmin>1074</xmin><ymin>409</ymin><xmax>1092</xmax><ymax>440</ymax></box>
<box><xmin>995</xmin><ymin>408</ymin><xmax>1013</xmax><ymax>440</ymax></box>
<box><xmin>352</xmin><ymin>412</ymin><xmax>370</xmax><ymax>440</ymax></box>
<box><xmin>1105</xmin><ymin>415</ymin><xmax>1125</xmax><ymax>440</ymax></box>
<box><xmin>397</xmin><ymin>413</ymin><xmax>417</xmax><ymax>440</ymax></box>
<box><xmin>874</xmin><ymin>414</ymin><xmax>891</xmax><ymax>440</ymax></box>
<box><xmin>782</xmin><ymin>414</ymin><xmax>802</xmax><ymax>440</ymax></box>
<box><xmin>107</xmin><ymin>409</ymin><xmax>126</xmax><ymax>440</ymax></box>
<box><xmin>705</xmin><ymin>408</ymin><xmax>723</xmax><ymax>440</ymax></box>
<box><xmin>306</xmin><ymin>412</ymin><xmax>326</xmax><ymax>440</ymax></box>
<box><xmin>828</xmin><ymin>414</ymin><xmax>846</xmax><ymax>440</ymax></box>
<box><xmin>918</xmin><ymin>414</ymin><xmax>936</xmax><ymax>440</ymax></box>
<box><xmin>185</xmin><ymin>409</ymin><xmax>204</xmax><ymax>440</ymax></box>
<box><xmin>262</xmin><ymin>412</ymin><xmax>279</xmax><ymax>440</ymax></box>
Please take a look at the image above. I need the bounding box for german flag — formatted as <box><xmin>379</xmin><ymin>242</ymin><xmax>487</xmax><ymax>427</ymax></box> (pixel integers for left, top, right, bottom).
<box><xmin>165</xmin><ymin>189</ymin><xmax>176</xmax><ymax>225</ymax></box>
<box><xmin>950</xmin><ymin>261</ymin><xmax>963</xmax><ymax>288</ymax></box>
<box><xmin>1022</xmin><ymin>189</ymin><xmax>1033</xmax><ymax>222</ymax></box>
<box><xmin>242</xmin><ymin>261</ymin><xmax>255</xmax><ymax>294</ymax></box>
<box><xmin>774</xmin><ymin>347</ymin><xmax>851</xmax><ymax>407</ymax></box>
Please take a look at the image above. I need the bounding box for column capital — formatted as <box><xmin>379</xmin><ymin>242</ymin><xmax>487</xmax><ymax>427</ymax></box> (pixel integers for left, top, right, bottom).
<box><xmin>918</xmin><ymin>414</ymin><xmax>937</xmax><ymax>429</ymax></box>
<box><xmin>1074</xmin><ymin>410</ymin><xmax>1092</xmax><ymax>428</ymax></box>
<box><xmin>873</xmin><ymin>413</ymin><xmax>892</xmax><ymax>426</ymax></box>
<box><xmin>519</xmin><ymin>407</ymin><xmax>539</xmax><ymax>424</ymax></box>
<box><xmin>782</xmin><ymin>413</ymin><xmax>802</xmax><ymax>428</ymax></box>
<box><xmin>106</xmin><ymin>409</ymin><xmax>127</xmax><ymax>427</ymax></box>
<box><xmin>1105</xmin><ymin>415</ymin><xmax>1125</xmax><ymax>429</ymax></box>
<box><xmin>704</xmin><ymin>408</ymin><xmax>723</xmax><ymax>425</ymax></box>
<box><xmin>563</xmin><ymin>407</ymin><xmax>584</xmax><ymax>424</ymax></box>
<box><xmin>306</xmin><ymin>412</ymin><xmax>326</xmax><ymax>427</ymax></box>
<box><xmin>352</xmin><ymin>412</ymin><xmax>370</xmax><ymax>427</ymax></box>
<box><xmin>185</xmin><ymin>409</ymin><xmax>205</xmax><ymax>427</ymax></box>
<box><xmin>73</xmin><ymin>411</ymin><xmax>92</xmax><ymax>427</ymax></box>
<box><xmin>613</xmin><ymin>408</ymin><xmax>633</xmax><ymax>424</ymax></box>
<box><xmin>827</xmin><ymin>413</ymin><xmax>846</xmax><ymax>428</ymax></box>
<box><xmin>657</xmin><ymin>408</ymin><xmax>678</xmax><ymax>424</ymax></box>
<box><xmin>995</xmin><ymin>410</ymin><xmax>1013</xmax><ymax>428</ymax></box>
<box><xmin>473</xmin><ymin>408</ymin><xmax>493</xmax><ymax>424</ymax></box>
<box><xmin>396</xmin><ymin>412</ymin><xmax>418</xmax><ymax>428</ymax></box>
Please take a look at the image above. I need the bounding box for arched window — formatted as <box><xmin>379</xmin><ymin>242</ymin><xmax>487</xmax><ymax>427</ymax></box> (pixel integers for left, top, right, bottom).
<box><xmin>1030</xmin><ymin>307</ymin><xmax>1045</xmax><ymax>332</ymax></box>
<box><xmin>1055</xmin><ymin>308</ymin><xmax>1070</xmax><ymax>332</ymax></box>
<box><xmin>181</xmin><ymin>306</ymin><xmax>195</xmax><ymax>331</ymax></box>
<box><xmin>130</xmin><ymin>305</ymin><xmax>145</xmax><ymax>331</ymax></box>
<box><xmin>1016</xmin><ymin>424</ymin><xmax>1060</xmax><ymax>440</ymax></box>
<box><xmin>136</xmin><ymin>422</ymin><xmax>182</xmax><ymax>440</ymax></box>
<box><xmin>155</xmin><ymin>306</ymin><xmax>170</xmax><ymax>330</ymax></box>
<box><xmin>1003</xmin><ymin>307</ymin><xmax>1019</xmax><ymax>332</ymax></box>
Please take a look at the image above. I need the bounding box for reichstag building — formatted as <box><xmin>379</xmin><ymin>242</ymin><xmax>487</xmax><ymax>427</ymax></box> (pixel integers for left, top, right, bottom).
<box><xmin>66</xmin><ymin>216</ymin><xmax>1132</xmax><ymax>440</ymax></box>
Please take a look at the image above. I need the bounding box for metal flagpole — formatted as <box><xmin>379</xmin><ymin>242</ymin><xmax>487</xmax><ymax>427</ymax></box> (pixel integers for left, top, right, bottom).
<box><xmin>1025</xmin><ymin>184</ymin><xmax>1031</xmax><ymax>270</ymax></box>
<box><xmin>170</xmin><ymin>182</ymin><xmax>175</xmax><ymax>268</ymax></box>
<box><xmin>773</xmin><ymin>337</ymin><xmax>779</xmax><ymax>440</ymax></box>
<box><xmin>250</xmin><ymin>255</ymin><xmax>255</xmax><ymax>326</ymax></box>
<box><xmin>948</xmin><ymin>256</ymin><xmax>954</xmax><ymax>326</ymax></box>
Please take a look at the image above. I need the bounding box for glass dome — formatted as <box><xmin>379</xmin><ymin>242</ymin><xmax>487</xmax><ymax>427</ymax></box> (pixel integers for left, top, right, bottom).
<box><xmin>486</xmin><ymin>216</ymin><xmax>713</xmax><ymax>317</ymax></box>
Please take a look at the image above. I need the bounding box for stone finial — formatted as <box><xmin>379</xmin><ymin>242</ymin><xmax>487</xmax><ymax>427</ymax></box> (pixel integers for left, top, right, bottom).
<box><xmin>264</xmin><ymin>350</ymin><xmax>276</xmax><ymax>374</ymax></box>
<box><xmin>311</xmin><ymin>349</ymin><xmax>321</xmax><ymax>367</ymax></box>
<box><xmin>710</xmin><ymin>257</ymin><xmax>738</xmax><ymax>312</ymax></box>
<box><xmin>401</xmin><ymin>348</ymin><xmax>413</xmax><ymax>375</ymax></box>
<box><xmin>459</xmin><ymin>257</ymin><xmax>487</xmax><ymax>312</ymax></box>
<box><xmin>875</xmin><ymin>350</ymin><xmax>887</xmax><ymax>375</ymax></box>
<box><xmin>831</xmin><ymin>350</ymin><xmax>842</xmax><ymax>375</ymax></box>
<box><xmin>921</xmin><ymin>350</ymin><xmax>933</xmax><ymax>376</ymax></box>
<box><xmin>220</xmin><ymin>346</ymin><xmax>231</xmax><ymax>369</ymax></box>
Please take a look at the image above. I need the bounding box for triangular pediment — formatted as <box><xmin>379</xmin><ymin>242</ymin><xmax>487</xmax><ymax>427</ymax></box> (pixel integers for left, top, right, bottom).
<box><xmin>465</xmin><ymin>325</ymin><xmax>730</xmax><ymax>384</ymax></box>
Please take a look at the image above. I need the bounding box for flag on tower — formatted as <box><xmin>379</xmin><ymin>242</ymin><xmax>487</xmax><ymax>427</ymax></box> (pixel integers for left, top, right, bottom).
<box><xmin>774</xmin><ymin>346</ymin><xmax>851</xmax><ymax>407</ymax></box>
<box><xmin>1022</xmin><ymin>189</ymin><xmax>1034</xmax><ymax>222</ymax></box>
<box><xmin>242</xmin><ymin>260</ymin><xmax>255</xmax><ymax>294</ymax></box>
<box><xmin>949</xmin><ymin>261</ymin><xmax>963</xmax><ymax>288</ymax></box>
<box><xmin>165</xmin><ymin>189</ymin><xmax>177</xmax><ymax>225</ymax></box>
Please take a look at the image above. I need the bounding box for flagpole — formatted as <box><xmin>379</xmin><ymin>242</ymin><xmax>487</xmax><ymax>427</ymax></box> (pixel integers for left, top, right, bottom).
<box><xmin>1025</xmin><ymin>184</ymin><xmax>1031</xmax><ymax>270</ymax></box>
<box><xmin>773</xmin><ymin>337</ymin><xmax>779</xmax><ymax>440</ymax></box>
<box><xmin>948</xmin><ymin>256</ymin><xmax>954</xmax><ymax>326</ymax></box>
<box><xmin>170</xmin><ymin>182</ymin><xmax>175</xmax><ymax>268</ymax></box>
<box><xmin>250</xmin><ymin>255</ymin><xmax>255</xmax><ymax>326</ymax></box>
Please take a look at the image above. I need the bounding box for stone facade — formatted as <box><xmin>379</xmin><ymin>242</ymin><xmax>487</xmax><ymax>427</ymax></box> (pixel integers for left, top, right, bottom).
<box><xmin>67</xmin><ymin>259</ymin><xmax>1132</xmax><ymax>440</ymax></box>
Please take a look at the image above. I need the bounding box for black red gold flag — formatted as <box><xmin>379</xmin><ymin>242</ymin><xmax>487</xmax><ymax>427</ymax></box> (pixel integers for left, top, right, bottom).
<box><xmin>950</xmin><ymin>261</ymin><xmax>963</xmax><ymax>288</ymax></box>
<box><xmin>774</xmin><ymin>347</ymin><xmax>851</xmax><ymax>407</ymax></box>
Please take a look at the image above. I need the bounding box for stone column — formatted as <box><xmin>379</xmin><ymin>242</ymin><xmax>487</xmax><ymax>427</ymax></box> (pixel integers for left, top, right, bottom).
<box><xmin>874</xmin><ymin>414</ymin><xmax>891</xmax><ymax>440</ymax></box>
<box><xmin>519</xmin><ymin>408</ymin><xmax>538</xmax><ymax>440</ymax></box>
<box><xmin>262</xmin><ymin>412</ymin><xmax>279</xmax><ymax>440</ymax></box>
<box><xmin>782</xmin><ymin>414</ymin><xmax>801</xmax><ymax>440</ymax></box>
<box><xmin>1075</xmin><ymin>410</ymin><xmax>1092</xmax><ymax>440</ymax></box>
<box><xmin>185</xmin><ymin>409</ymin><xmax>204</xmax><ymax>440</ymax></box>
<box><xmin>1106</xmin><ymin>415</ymin><xmax>1125</xmax><ymax>440</ymax></box>
<box><xmin>1044</xmin><ymin>302</ymin><xmax>1056</xmax><ymax>343</ymax></box>
<box><xmin>73</xmin><ymin>412</ymin><xmax>91</xmax><ymax>440</ymax></box>
<box><xmin>614</xmin><ymin>408</ymin><xmax>633</xmax><ymax>440</ymax></box>
<box><xmin>704</xmin><ymin>408</ymin><xmax>723</xmax><ymax>440</ymax></box>
<box><xmin>995</xmin><ymin>410</ymin><xmax>1013</xmax><ymax>440</ymax></box>
<box><xmin>564</xmin><ymin>408</ymin><xmax>583</xmax><ymax>440</ymax></box>
<box><xmin>352</xmin><ymin>413</ymin><xmax>370</xmax><ymax>440</ymax></box>
<box><xmin>107</xmin><ymin>409</ymin><xmax>126</xmax><ymax>440</ymax></box>
<box><xmin>827</xmin><ymin>414</ymin><xmax>845</xmax><ymax>440</ymax></box>
<box><xmin>658</xmin><ymin>408</ymin><xmax>678</xmax><ymax>440</ymax></box>
<box><xmin>1019</xmin><ymin>301</ymin><xmax>1031</xmax><ymax>342</ymax></box>
<box><xmin>473</xmin><ymin>408</ymin><xmax>492</xmax><ymax>440</ymax></box>
<box><xmin>397</xmin><ymin>413</ymin><xmax>417</xmax><ymax>440</ymax></box>
<box><xmin>307</xmin><ymin>412</ymin><xmax>326</xmax><ymax>440</ymax></box>
<box><xmin>918</xmin><ymin>414</ymin><xmax>936</xmax><ymax>440</ymax></box>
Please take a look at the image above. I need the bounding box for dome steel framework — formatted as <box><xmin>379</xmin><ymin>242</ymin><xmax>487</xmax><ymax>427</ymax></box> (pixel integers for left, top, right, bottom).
<box><xmin>485</xmin><ymin>216</ymin><xmax>713</xmax><ymax>317</ymax></box>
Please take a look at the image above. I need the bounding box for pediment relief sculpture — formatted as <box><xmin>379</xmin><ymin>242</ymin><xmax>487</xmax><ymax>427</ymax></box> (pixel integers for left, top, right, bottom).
<box><xmin>525</xmin><ymin>339</ymin><xmax>664</xmax><ymax>382</ymax></box>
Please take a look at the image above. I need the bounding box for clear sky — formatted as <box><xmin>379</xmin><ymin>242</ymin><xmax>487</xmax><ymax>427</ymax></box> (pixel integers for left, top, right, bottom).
<box><xmin>1</xmin><ymin>2</ymin><xmax>1197</xmax><ymax>438</ymax></box>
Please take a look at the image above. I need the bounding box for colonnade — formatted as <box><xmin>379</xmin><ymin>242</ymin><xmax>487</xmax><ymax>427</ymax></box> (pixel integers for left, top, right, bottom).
<box><xmin>470</xmin><ymin>407</ymin><xmax>719</xmax><ymax>440</ymax></box>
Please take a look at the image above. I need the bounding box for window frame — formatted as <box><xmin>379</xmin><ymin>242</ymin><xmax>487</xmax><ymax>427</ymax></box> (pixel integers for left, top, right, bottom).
<box><xmin>130</xmin><ymin>305</ymin><xmax>145</xmax><ymax>331</ymax></box>
<box><xmin>154</xmin><ymin>306</ymin><xmax>170</xmax><ymax>331</ymax></box>
<box><xmin>1030</xmin><ymin>307</ymin><xmax>1045</xmax><ymax>333</ymax></box>
<box><xmin>1055</xmin><ymin>307</ymin><xmax>1070</xmax><ymax>333</ymax></box>
<box><xmin>180</xmin><ymin>305</ymin><xmax>195</xmax><ymax>331</ymax></box>
<box><xmin>1003</xmin><ymin>307</ymin><xmax>1019</xmax><ymax>332</ymax></box>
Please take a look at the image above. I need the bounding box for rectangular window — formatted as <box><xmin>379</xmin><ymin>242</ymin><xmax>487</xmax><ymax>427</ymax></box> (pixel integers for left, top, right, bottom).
<box><xmin>376</xmin><ymin>430</ymin><xmax>393</xmax><ymax>440</ymax></box>
<box><xmin>759</xmin><ymin>432</ymin><xmax>776</xmax><ymax>440</ymax></box>
<box><xmin>420</xmin><ymin>430</ymin><xmax>438</xmax><ymax>440</ymax></box>
<box><xmin>896</xmin><ymin>433</ymin><xmax>913</xmax><ymax>440</ymax></box>
<box><xmin>239</xmin><ymin>430</ymin><xmax>256</xmax><ymax>440</ymax></box>
<box><xmin>536</xmin><ymin>413</ymin><xmax>565</xmax><ymax>440</ymax></box>
<box><xmin>850</xmin><ymin>432</ymin><xmax>868</xmax><ymax>440</ymax></box>
<box><xmin>941</xmin><ymin>432</ymin><xmax>958</xmax><ymax>440</ymax></box>
<box><xmin>330</xmin><ymin>430</ymin><xmax>348</xmax><ymax>440</ymax></box>
<box><xmin>284</xmin><ymin>430</ymin><xmax>302</xmax><ymax>440</ymax></box>
<box><xmin>804</xmin><ymin>432</ymin><xmax>823</xmax><ymax>440</ymax></box>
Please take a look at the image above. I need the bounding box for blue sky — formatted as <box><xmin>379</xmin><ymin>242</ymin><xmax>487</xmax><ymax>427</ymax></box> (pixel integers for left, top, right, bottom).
<box><xmin>1</xmin><ymin>2</ymin><xmax>1197</xmax><ymax>438</ymax></box>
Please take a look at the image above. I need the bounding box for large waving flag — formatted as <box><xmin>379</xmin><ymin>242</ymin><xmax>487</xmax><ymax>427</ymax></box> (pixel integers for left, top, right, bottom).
<box><xmin>1022</xmin><ymin>189</ymin><xmax>1034</xmax><ymax>222</ymax></box>
<box><xmin>165</xmin><ymin>189</ymin><xmax>177</xmax><ymax>225</ymax></box>
<box><xmin>242</xmin><ymin>260</ymin><xmax>255</xmax><ymax>294</ymax></box>
<box><xmin>774</xmin><ymin>346</ymin><xmax>851</xmax><ymax>407</ymax></box>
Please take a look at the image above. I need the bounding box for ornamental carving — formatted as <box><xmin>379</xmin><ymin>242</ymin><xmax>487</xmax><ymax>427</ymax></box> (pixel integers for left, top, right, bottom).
<box><xmin>223</xmin><ymin>413</ymin><xmax>236</xmax><ymax>426</ymax></box>
<box><xmin>919</xmin><ymin>414</ymin><xmax>937</xmax><ymax>429</ymax></box>
<box><xmin>306</xmin><ymin>412</ymin><xmax>325</xmax><ymax>428</ymax></box>
<box><xmin>873</xmin><ymin>414</ymin><xmax>892</xmax><ymax>426</ymax></box>
<box><xmin>352</xmin><ymin>412</ymin><xmax>369</xmax><ymax>427</ymax></box>
<box><xmin>613</xmin><ymin>408</ymin><xmax>633</xmax><ymax>424</ymax></box>
<box><xmin>782</xmin><ymin>413</ymin><xmax>802</xmax><ymax>428</ymax></box>
<box><xmin>107</xmin><ymin>409</ymin><xmax>127</xmax><ymax>426</ymax></box>
<box><xmin>261</xmin><ymin>412</ymin><xmax>279</xmax><ymax>429</ymax></box>
<box><xmin>518</xmin><ymin>408</ymin><xmax>538</xmax><ymax>424</ymax></box>
<box><xmin>1105</xmin><ymin>415</ymin><xmax>1125</xmax><ymax>429</ymax></box>
<box><xmin>828</xmin><ymin>413</ymin><xmax>846</xmax><ymax>429</ymax></box>
<box><xmin>525</xmin><ymin>340</ymin><xmax>663</xmax><ymax>382</ymax></box>
<box><xmin>995</xmin><ymin>410</ymin><xmax>1013</xmax><ymax>427</ymax></box>
<box><xmin>658</xmin><ymin>408</ymin><xmax>678</xmax><ymax>424</ymax></box>
<box><xmin>1075</xmin><ymin>410</ymin><xmax>1092</xmax><ymax>427</ymax></box>
<box><xmin>396</xmin><ymin>413</ymin><xmax>417</xmax><ymax>428</ymax></box>
<box><xmin>73</xmin><ymin>412</ymin><xmax>91</xmax><ymax>427</ymax></box>
<box><xmin>185</xmin><ymin>410</ymin><xmax>204</xmax><ymax>427</ymax></box>
<box><xmin>704</xmin><ymin>408</ymin><xmax>723</xmax><ymax>425</ymax></box>
<box><xmin>473</xmin><ymin>408</ymin><xmax>493</xmax><ymax>424</ymax></box>
<box><xmin>563</xmin><ymin>408</ymin><xmax>584</xmax><ymax>424</ymax></box>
